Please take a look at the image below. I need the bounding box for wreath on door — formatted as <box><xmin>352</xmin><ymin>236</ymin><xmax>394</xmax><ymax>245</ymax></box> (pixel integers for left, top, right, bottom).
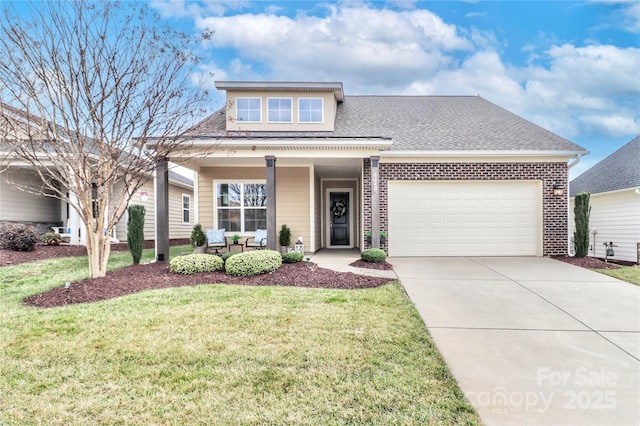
<box><xmin>332</xmin><ymin>200</ymin><xmax>347</xmax><ymax>218</ymax></box>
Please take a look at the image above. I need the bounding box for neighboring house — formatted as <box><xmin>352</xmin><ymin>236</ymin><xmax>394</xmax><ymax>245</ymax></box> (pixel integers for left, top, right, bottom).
<box><xmin>0</xmin><ymin>167</ymin><xmax>194</xmax><ymax>243</ymax></box>
<box><xmin>155</xmin><ymin>81</ymin><xmax>588</xmax><ymax>259</ymax></box>
<box><xmin>569</xmin><ymin>136</ymin><xmax>640</xmax><ymax>263</ymax></box>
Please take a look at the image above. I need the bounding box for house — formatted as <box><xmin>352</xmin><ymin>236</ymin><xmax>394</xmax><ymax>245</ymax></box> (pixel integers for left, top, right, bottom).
<box><xmin>155</xmin><ymin>81</ymin><xmax>588</xmax><ymax>260</ymax></box>
<box><xmin>0</xmin><ymin>166</ymin><xmax>194</xmax><ymax>243</ymax></box>
<box><xmin>0</xmin><ymin>103</ymin><xmax>194</xmax><ymax>244</ymax></box>
<box><xmin>569</xmin><ymin>136</ymin><xmax>640</xmax><ymax>263</ymax></box>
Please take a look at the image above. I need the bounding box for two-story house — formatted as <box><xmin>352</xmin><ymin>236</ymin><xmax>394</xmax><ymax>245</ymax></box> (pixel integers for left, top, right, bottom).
<box><xmin>154</xmin><ymin>81</ymin><xmax>588</xmax><ymax>260</ymax></box>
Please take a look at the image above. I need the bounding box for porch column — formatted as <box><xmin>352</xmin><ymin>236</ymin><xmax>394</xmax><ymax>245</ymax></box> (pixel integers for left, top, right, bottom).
<box><xmin>266</xmin><ymin>155</ymin><xmax>277</xmax><ymax>250</ymax></box>
<box><xmin>68</xmin><ymin>191</ymin><xmax>83</xmax><ymax>245</ymax></box>
<box><xmin>370</xmin><ymin>156</ymin><xmax>380</xmax><ymax>248</ymax></box>
<box><xmin>155</xmin><ymin>157</ymin><xmax>170</xmax><ymax>262</ymax></box>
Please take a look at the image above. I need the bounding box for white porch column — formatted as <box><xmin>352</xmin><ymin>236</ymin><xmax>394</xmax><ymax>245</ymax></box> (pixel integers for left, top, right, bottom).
<box><xmin>67</xmin><ymin>191</ymin><xmax>85</xmax><ymax>245</ymax></box>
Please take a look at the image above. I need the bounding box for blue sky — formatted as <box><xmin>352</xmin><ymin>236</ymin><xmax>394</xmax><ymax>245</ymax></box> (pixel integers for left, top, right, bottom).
<box><xmin>147</xmin><ymin>0</ymin><xmax>639</xmax><ymax>177</ymax></box>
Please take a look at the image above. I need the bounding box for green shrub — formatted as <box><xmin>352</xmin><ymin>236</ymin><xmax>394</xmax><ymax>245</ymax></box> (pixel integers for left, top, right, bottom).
<box><xmin>0</xmin><ymin>224</ymin><xmax>38</xmax><ymax>252</ymax></box>
<box><xmin>279</xmin><ymin>224</ymin><xmax>291</xmax><ymax>248</ymax></box>
<box><xmin>361</xmin><ymin>248</ymin><xmax>387</xmax><ymax>263</ymax></box>
<box><xmin>169</xmin><ymin>254</ymin><xmax>224</xmax><ymax>275</ymax></box>
<box><xmin>281</xmin><ymin>251</ymin><xmax>304</xmax><ymax>263</ymax></box>
<box><xmin>220</xmin><ymin>251</ymin><xmax>236</xmax><ymax>262</ymax></box>
<box><xmin>127</xmin><ymin>204</ymin><xmax>146</xmax><ymax>265</ymax></box>
<box><xmin>190</xmin><ymin>223</ymin><xmax>206</xmax><ymax>247</ymax></box>
<box><xmin>225</xmin><ymin>250</ymin><xmax>282</xmax><ymax>276</ymax></box>
<box><xmin>573</xmin><ymin>192</ymin><xmax>591</xmax><ymax>258</ymax></box>
<box><xmin>41</xmin><ymin>232</ymin><xmax>62</xmax><ymax>246</ymax></box>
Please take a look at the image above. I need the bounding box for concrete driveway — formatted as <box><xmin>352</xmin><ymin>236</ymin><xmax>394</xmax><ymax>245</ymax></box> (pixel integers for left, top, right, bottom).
<box><xmin>391</xmin><ymin>256</ymin><xmax>640</xmax><ymax>426</ymax></box>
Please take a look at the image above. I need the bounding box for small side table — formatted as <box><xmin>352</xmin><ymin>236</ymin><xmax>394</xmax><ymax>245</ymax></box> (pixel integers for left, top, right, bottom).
<box><xmin>229</xmin><ymin>243</ymin><xmax>244</xmax><ymax>253</ymax></box>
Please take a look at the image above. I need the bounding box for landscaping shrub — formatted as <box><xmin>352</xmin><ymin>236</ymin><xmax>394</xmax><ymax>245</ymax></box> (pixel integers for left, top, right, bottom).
<box><xmin>0</xmin><ymin>224</ymin><xmax>38</xmax><ymax>252</ymax></box>
<box><xmin>220</xmin><ymin>251</ymin><xmax>236</xmax><ymax>262</ymax></box>
<box><xmin>41</xmin><ymin>232</ymin><xmax>62</xmax><ymax>246</ymax></box>
<box><xmin>281</xmin><ymin>251</ymin><xmax>304</xmax><ymax>263</ymax></box>
<box><xmin>190</xmin><ymin>223</ymin><xmax>206</xmax><ymax>248</ymax></box>
<box><xmin>127</xmin><ymin>204</ymin><xmax>146</xmax><ymax>265</ymax></box>
<box><xmin>361</xmin><ymin>248</ymin><xmax>387</xmax><ymax>263</ymax></box>
<box><xmin>169</xmin><ymin>254</ymin><xmax>223</xmax><ymax>275</ymax></box>
<box><xmin>225</xmin><ymin>250</ymin><xmax>282</xmax><ymax>276</ymax></box>
<box><xmin>279</xmin><ymin>224</ymin><xmax>291</xmax><ymax>250</ymax></box>
<box><xmin>573</xmin><ymin>192</ymin><xmax>590</xmax><ymax>258</ymax></box>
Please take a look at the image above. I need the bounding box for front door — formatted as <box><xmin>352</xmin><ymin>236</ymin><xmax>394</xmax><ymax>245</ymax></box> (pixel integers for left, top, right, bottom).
<box><xmin>329</xmin><ymin>192</ymin><xmax>350</xmax><ymax>246</ymax></box>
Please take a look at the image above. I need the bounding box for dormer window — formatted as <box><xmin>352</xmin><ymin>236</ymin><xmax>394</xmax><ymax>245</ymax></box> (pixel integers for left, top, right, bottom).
<box><xmin>267</xmin><ymin>98</ymin><xmax>292</xmax><ymax>123</ymax></box>
<box><xmin>298</xmin><ymin>98</ymin><xmax>324</xmax><ymax>123</ymax></box>
<box><xmin>236</xmin><ymin>97</ymin><xmax>261</xmax><ymax>122</ymax></box>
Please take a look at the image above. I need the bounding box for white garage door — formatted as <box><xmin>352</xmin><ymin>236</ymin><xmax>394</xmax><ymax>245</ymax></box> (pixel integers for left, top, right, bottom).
<box><xmin>388</xmin><ymin>181</ymin><xmax>542</xmax><ymax>257</ymax></box>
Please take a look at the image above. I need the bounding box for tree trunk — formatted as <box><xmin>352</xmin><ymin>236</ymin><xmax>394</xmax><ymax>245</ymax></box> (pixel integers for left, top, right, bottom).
<box><xmin>86</xmin><ymin>228</ymin><xmax>111</xmax><ymax>278</ymax></box>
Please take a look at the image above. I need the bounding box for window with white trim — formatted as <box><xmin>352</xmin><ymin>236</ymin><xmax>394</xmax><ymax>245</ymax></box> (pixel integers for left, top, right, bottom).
<box><xmin>236</xmin><ymin>97</ymin><xmax>261</xmax><ymax>122</ymax></box>
<box><xmin>267</xmin><ymin>98</ymin><xmax>292</xmax><ymax>122</ymax></box>
<box><xmin>298</xmin><ymin>98</ymin><xmax>323</xmax><ymax>123</ymax></box>
<box><xmin>182</xmin><ymin>194</ymin><xmax>191</xmax><ymax>224</ymax></box>
<box><xmin>215</xmin><ymin>182</ymin><xmax>267</xmax><ymax>232</ymax></box>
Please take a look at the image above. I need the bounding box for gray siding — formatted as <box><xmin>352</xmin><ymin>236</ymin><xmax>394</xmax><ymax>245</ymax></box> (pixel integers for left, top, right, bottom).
<box><xmin>0</xmin><ymin>168</ymin><xmax>60</xmax><ymax>223</ymax></box>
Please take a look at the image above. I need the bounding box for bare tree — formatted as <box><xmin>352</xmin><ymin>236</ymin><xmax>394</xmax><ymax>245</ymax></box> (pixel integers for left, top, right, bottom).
<box><xmin>0</xmin><ymin>1</ymin><xmax>211</xmax><ymax>277</ymax></box>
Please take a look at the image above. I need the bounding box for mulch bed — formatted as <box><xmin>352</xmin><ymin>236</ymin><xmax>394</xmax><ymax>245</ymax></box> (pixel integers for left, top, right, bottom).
<box><xmin>349</xmin><ymin>259</ymin><xmax>394</xmax><ymax>270</ymax></box>
<box><xmin>3</xmin><ymin>245</ymin><xmax>393</xmax><ymax>308</ymax></box>
<box><xmin>23</xmin><ymin>262</ymin><xmax>392</xmax><ymax>309</ymax></box>
<box><xmin>552</xmin><ymin>255</ymin><xmax>622</xmax><ymax>270</ymax></box>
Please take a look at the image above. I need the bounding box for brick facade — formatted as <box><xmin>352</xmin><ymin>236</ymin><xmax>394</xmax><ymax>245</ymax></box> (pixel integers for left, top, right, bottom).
<box><xmin>362</xmin><ymin>160</ymin><xmax>569</xmax><ymax>256</ymax></box>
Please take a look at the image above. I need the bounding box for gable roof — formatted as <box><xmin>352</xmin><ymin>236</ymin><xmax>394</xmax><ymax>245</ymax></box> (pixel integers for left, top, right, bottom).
<box><xmin>570</xmin><ymin>135</ymin><xmax>640</xmax><ymax>196</ymax></box>
<box><xmin>190</xmin><ymin>95</ymin><xmax>585</xmax><ymax>153</ymax></box>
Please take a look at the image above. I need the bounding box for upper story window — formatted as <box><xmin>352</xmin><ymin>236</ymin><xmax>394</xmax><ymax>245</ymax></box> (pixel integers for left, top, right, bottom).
<box><xmin>236</xmin><ymin>97</ymin><xmax>261</xmax><ymax>122</ymax></box>
<box><xmin>267</xmin><ymin>98</ymin><xmax>292</xmax><ymax>123</ymax></box>
<box><xmin>298</xmin><ymin>98</ymin><xmax>323</xmax><ymax>123</ymax></box>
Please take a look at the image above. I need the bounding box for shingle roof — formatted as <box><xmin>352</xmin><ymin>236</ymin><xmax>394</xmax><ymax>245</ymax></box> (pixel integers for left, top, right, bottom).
<box><xmin>190</xmin><ymin>95</ymin><xmax>586</xmax><ymax>152</ymax></box>
<box><xmin>168</xmin><ymin>170</ymin><xmax>193</xmax><ymax>187</ymax></box>
<box><xmin>570</xmin><ymin>136</ymin><xmax>640</xmax><ymax>196</ymax></box>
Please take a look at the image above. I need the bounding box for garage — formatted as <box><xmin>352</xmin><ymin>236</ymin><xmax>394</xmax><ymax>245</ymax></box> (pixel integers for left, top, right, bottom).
<box><xmin>388</xmin><ymin>181</ymin><xmax>542</xmax><ymax>257</ymax></box>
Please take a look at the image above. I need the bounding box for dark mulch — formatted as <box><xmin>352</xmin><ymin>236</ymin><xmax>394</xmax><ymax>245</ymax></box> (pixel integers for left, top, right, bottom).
<box><xmin>23</xmin><ymin>261</ymin><xmax>393</xmax><ymax>309</ymax></box>
<box><xmin>553</xmin><ymin>256</ymin><xmax>621</xmax><ymax>270</ymax></box>
<box><xmin>349</xmin><ymin>259</ymin><xmax>394</xmax><ymax>270</ymax></box>
<box><xmin>0</xmin><ymin>239</ymin><xmax>189</xmax><ymax>267</ymax></box>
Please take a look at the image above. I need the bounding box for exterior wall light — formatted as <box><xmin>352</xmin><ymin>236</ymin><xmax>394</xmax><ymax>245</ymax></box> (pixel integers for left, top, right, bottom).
<box><xmin>553</xmin><ymin>185</ymin><xmax>564</xmax><ymax>196</ymax></box>
<box><xmin>295</xmin><ymin>236</ymin><xmax>304</xmax><ymax>254</ymax></box>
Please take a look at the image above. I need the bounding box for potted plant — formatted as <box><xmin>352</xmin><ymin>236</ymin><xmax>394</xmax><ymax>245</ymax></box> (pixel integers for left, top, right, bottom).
<box><xmin>365</xmin><ymin>231</ymin><xmax>387</xmax><ymax>244</ymax></box>
<box><xmin>279</xmin><ymin>224</ymin><xmax>291</xmax><ymax>253</ymax></box>
<box><xmin>190</xmin><ymin>224</ymin><xmax>206</xmax><ymax>254</ymax></box>
<box><xmin>232</xmin><ymin>233</ymin><xmax>241</xmax><ymax>244</ymax></box>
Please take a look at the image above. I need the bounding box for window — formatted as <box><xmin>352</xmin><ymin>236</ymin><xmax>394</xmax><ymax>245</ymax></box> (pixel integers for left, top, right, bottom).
<box><xmin>216</xmin><ymin>182</ymin><xmax>267</xmax><ymax>232</ymax></box>
<box><xmin>236</xmin><ymin>97</ymin><xmax>261</xmax><ymax>122</ymax></box>
<box><xmin>298</xmin><ymin>98</ymin><xmax>323</xmax><ymax>123</ymax></box>
<box><xmin>267</xmin><ymin>98</ymin><xmax>292</xmax><ymax>122</ymax></box>
<box><xmin>182</xmin><ymin>194</ymin><xmax>191</xmax><ymax>224</ymax></box>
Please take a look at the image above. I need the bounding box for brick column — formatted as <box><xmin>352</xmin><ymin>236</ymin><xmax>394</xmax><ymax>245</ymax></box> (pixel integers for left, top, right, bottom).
<box><xmin>370</xmin><ymin>156</ymin><xmax>380</xmax><ymax>248</ymax></box>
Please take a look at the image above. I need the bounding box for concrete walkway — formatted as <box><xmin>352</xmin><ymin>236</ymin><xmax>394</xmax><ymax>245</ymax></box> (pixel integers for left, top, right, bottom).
<box><xmin>391</xmin><ymin>257</ymin><xmax>640</xmax><ymax>426</ymax></box>
<box><xmin>309</xmin><ymin>249</ymin><xmax>397</xmax><ymax>279</ymax></box>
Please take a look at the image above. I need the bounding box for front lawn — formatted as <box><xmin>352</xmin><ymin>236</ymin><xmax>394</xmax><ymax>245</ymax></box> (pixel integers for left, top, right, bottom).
<box><xmin>594</xmin><ymin>265</ymin><xmax>640</xmax><ymax>286</ymax></box>
<box><xmin>0</xmin><ymin>248</ymin><xmax>478</xmax><ymax>425</ymax></box>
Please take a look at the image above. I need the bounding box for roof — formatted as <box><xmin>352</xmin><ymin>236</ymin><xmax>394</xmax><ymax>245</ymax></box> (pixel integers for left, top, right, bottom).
<box><xmin>168</xmin><ymin>170</ymin><xmax>193</xmax><ymax>187</ymax></box>
<box><xmin>214</xmin><ymin>81</ymin><xmax>345</xmax><ymax>102</ymax></box>
<box><xmin>190</xmin><ymin>95</ymin><xmax>586</xmax><ymax>153</ymax></box>
<box><xmin>570</xmin><ymin>135</ymin><xmax>640</xmax><ymax>196</ymax></box>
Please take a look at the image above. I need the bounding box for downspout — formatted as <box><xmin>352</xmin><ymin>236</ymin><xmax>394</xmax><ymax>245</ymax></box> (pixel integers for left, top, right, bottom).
<box><xmin>566</xmin><ymin>154</ymin><xmax>584</xmax><ymax>256</ymax></box>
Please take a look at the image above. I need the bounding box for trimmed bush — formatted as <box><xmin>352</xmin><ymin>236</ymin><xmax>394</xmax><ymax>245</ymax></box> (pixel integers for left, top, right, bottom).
<box><xmin>281</xmin><ymin>251</ymin><xmax>304</xmax><ymax>263</ymax></box>
<box><xmin>41</xmin><ymin>232</ymin><xmax>62</xmax><ymax>246</ymax></box>
<box><xmin>220</xmin><ymin>251</ymin><xmax>236</xmax><ymax>262</ymax></box>
<box><xmin>190</xmin><ymin>223</ymin><xmax>206</xmax><ymax>248</ymax></box>
<box><xmin>0</xmin><ymin>224</ymin><xmax>38</xmax><ymax>252</ymax></box>
<box><xmin>361</xmin><ymin>248</ymin><xmax>387</xmax><ymax>263</ymax></box>
<box><xmin>573</xmin><ymin>192</ymin><xmax>591</xmax><ymax>258</ymax></box>
<box><xmin>169</xmin><ymin>254</ymin><xmax>224</xmax><ymax>275</ymax></box>
<box><xmin>127</xmin><ymin>204</ymin><xmax>146</xmax><ymax>265</ymax></box>
<box><xmin>225</xmin><ymin>250</ymin><xmax>282</xmax><ymax>276</ymax></box>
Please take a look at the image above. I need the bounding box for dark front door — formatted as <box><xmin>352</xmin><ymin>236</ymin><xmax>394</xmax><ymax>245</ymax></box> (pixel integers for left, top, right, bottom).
<box><xmin>330</xmin><ymin>192</ymin><xmax>350</xmax><ymax>246</ymax></box>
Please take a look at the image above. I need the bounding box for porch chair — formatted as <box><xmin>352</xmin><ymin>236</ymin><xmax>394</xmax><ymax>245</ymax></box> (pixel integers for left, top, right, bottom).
<box><xmin>206</xmin><ymin>228</ymin><xmax>227</xmax><ymax>254</ymax></box>
<box><xmin>245</xmin><ymin>228</ymin><xmax>267</xmax><ymax>250</ymax></box>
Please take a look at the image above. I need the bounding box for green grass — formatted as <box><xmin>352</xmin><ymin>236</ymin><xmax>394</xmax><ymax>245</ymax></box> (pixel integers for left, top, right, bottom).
<box><xmin>0</xmin><ymin>247</ymin><xmax>479</xmax><ymax>425</ymax></box>
<box><xmin>594</xmin><ymin>265</ymin><xmax>640</xmax><ymax>286</ymax></box>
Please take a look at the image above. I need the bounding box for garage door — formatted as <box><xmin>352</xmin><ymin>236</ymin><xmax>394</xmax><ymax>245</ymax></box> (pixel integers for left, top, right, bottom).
<box><xmin>388</xmin><ymin>181</ymin><xmax>541</xmax><ymax>256</ymax></box>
